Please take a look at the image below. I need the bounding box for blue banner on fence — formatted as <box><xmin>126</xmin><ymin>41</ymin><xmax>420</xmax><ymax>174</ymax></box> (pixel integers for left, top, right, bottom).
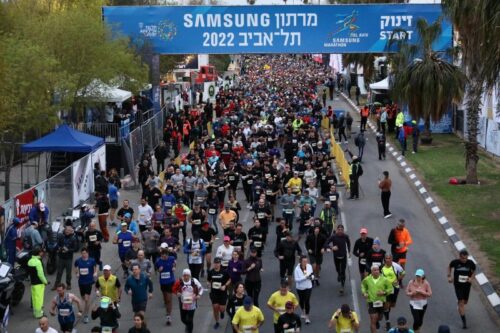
<box><xmin>103</xmin><ymin>4</ymin><xmax>451</xmax><ymax>54</ymax></box>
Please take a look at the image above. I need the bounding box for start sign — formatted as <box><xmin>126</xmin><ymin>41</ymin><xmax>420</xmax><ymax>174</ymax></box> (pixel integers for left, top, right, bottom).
<box><xmin>103</xmin><ymin>4</ymin><xmax>451</xmax><ymax>54</ymax></box>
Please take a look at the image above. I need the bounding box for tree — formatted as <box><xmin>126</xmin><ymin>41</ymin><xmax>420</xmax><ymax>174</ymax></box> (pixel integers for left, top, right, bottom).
<box><xmin>390</xmin><ymin>18</ymin><xmax>466</xmax><ymax>143</ymax></box>
<box><xmin>443</xmin><ymin>0</ymin><xmax>500</xmax><ymax>183</ymax></box>
<box><xmin>0</xmin><ymin>35</ymin><xmax>63</xmax><ymax>199</ymax></box>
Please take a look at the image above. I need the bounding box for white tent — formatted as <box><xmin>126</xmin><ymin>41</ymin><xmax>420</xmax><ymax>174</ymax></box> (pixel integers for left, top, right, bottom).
<box><xmin>369</xmin><ymin>77</ymin><xmax>389</xmax><ymax>90</ymax></box>
<box><xmin>79</xmin><ymin>80</ymin><xmax>132</xmax><ymax>103</ymax></box>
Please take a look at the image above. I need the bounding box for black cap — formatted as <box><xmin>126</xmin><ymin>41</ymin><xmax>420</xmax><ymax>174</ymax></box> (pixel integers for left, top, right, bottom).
<box><xmin>397</xmin><ymin>316</ymin><xmax>407</xmax><ymax>325</ymax></box>
<box><xmin>213</xmin><ymin>257</ymin><xmax>222</xmax><ymax>264</ymax></box>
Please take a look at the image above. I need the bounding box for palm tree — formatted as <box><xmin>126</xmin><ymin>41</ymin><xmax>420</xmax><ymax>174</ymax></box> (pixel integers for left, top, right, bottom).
<box><xmin>443</xmin><ymin>0</ymin><xmax>500</xmax><ymax>184</ymax></box>
<box><xmin>390</xmin><ymin>18</ymin><xmax>466</xmax><ymax>143</ymax></box>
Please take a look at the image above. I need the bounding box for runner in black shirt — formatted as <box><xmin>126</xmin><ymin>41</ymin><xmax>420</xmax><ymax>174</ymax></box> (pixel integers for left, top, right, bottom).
<box><xmin>448</xmin><ymin>249</ymin><xmax>476</xmax><ymax>329</ymax></box>
<box><xmin>277</xmin><ymin>301</ymin><xmax>302</xmax><ymax>332</ymax></box>
<box><xmin>199</xmin><ymin>222</ymin><xmax>217</xmax><ymax>278</ymax></box>
<box><xmin>207</xmin><ymin>258</ymin><xmax>230</xmax><ymax>330</ymax></box>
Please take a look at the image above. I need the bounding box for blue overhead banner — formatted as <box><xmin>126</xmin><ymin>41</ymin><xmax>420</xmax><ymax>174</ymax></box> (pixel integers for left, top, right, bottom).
<box><xmin>103</xmin><ymin>4</ymin><xmax>451</xmax><ymax>54</ymax></box>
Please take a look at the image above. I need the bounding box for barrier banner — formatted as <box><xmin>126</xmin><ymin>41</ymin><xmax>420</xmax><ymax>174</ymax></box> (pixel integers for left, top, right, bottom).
<box><xmin>103</xmin><ymin>4</ymin><xmax>451</xmax><ymax>54</ymax></box>
<box><xmin>15</xmin><ymin>189</ymin><xmax>35</xmax><ymax>221</ymax></box>
<box><xmin>72</xmin><ymin>155</ymin><xmax>93</xmax><ymax>207</ymax></box>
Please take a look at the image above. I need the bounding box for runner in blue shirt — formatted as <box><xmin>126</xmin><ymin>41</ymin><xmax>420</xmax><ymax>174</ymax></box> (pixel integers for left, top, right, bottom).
<box><xmin>155</xmin><ymin>249</ymin><xmax>177</xmax><ymax>326</ymax></box>
<box><xmin>114</xmin><ymin>223</ymin><xmax>135</xmax><ymax>279</ymax></box>
<box><xmin>73</xmin><ymin>247</ymin><xmax>97</xmax><ymax>324</ymax></box>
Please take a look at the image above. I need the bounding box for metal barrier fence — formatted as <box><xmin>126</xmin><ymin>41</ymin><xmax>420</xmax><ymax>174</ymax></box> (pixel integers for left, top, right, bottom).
<box><xmin>128</xmin><ymin>110</ymin><xmax>165</xmax><ymax>171</ymax></box>
<box><xmin>76</xmin><ymin>122</ymin><xmax>120</xmax><ymax>144</ymax></box>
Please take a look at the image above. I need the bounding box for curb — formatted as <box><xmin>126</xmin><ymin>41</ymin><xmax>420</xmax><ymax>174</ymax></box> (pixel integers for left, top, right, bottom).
<box><xmin>340</xmin><ymin>92</ymin><xmax>500</xmax><ymax>316</ymax></box>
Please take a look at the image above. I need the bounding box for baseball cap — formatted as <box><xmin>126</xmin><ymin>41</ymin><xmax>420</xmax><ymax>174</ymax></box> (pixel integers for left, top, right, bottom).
<box><xmin>124</xmin><ymin>213</ymin><xmax>131</xmax><ymax>218</ymax></box>
<box><xmin>39</xmin><ymin>203</ymin><xmax>46</xmax><ymax>211</ymax></box>
<box><xmin>100</xmin><ymin>296</ymin><xmax>111</xmax><ymax>309</ymax></box>
<box><xmin>397</xmin><ymin>316</ymin><xmax>407</xmax><ymax>325</ymax></box>
<box><xmin>415</xmin><ymin>269</ymin><xmax>425</xmax><ymax>277</ymax></box>
<box><xmin>103</xmin><ymin>265</ymin><xmax>112</xmax><ymax>271</ymax></box>
<box><xmin>223</xmin><ymin>236</ymin><xmax>231</xmax><ymax>242</ymax></box>
<box><xmin>13</xmin><ymin>217</ymin><xmax>20</xmax><ymax>224</ymax></box>
<box><xmin>213</xmin><ymin>257</ymin><xmax>222</xmax><ymax>264</ymax></box>
<box><xmin>285</xmin><ymin>301</ymin><xmax>294</xmax><ymax>309</ymax></box>
<box><xmin>324</xmin><ymin>201</ymin><xmax>331</xmax><ymax>205</ymax></box>
<box><xmin>120</xmin><ymin>222</ymin><xmax>127</xmax><ymax>227</ymax></box>
<box><xmin>373</xmin><ymin>238</ymin><xmax>381</xmax><ymax>246</ymax></box>
<box><xmin>243</xmin><ymin>296</ymin><xmax>253</xmax><ymax>306</ymax></box>
<box><xmin>160</xmin><ymin>242</ymin><xmax>168</xmax><ymax>249</ymax></box>
<box><xmin>182</xmin><ymin>269</ymin><xmax>191</xmax><ymax>276</ymax></box>
<box><xmin>360</xmin><ymin>228</ymin><xmax>368</xmax><ymax>234</ymax></box>
<box><xmin>438</xmin><ymin>325</ymin><xmax>451</xmax><ymax>333</ymax></box>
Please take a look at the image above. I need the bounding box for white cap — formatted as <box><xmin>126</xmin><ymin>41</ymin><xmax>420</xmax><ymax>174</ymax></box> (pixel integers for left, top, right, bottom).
<box><xmin>160</xmin><ymin>242</ymin><xmax>168</xmax><ymax>249</ymax></box>
<box><xmin>103</xmin><ymin>265</ymin><xmax>112</xmax><ymax>271</ymax></box>
<box><xmin>182</xmin><ymin>269</ymin><xmax>191</xmax><ymax>276</ymax></box>
<box><xmin>39</xmin><ymin>203</ymin><xmax>46</xmax><ymax>211</ymax></box>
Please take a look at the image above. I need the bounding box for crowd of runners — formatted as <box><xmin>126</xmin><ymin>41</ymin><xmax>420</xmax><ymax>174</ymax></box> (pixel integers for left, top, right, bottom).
<box><xmin>24</xmin><ymin>55</ymin><xmax>478</xmax><ymax>333</ymax></box>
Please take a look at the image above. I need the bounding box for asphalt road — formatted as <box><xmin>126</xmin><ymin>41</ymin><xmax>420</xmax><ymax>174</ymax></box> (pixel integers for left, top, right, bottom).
<box><xmin>10</xmin><ymin>96</ymin><xmax>499</xmax><ymax>333</ymax></box>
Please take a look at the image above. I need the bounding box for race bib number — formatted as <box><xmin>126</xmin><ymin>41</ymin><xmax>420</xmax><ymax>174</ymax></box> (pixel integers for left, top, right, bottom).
<box><xmin>242</xmin><ymin>326</ymin><xmax>253</xmax><ymax>333</ymax></box>
<box><xmin>182</xmin><ymin>295</ymin><xmax>193</xmax><ymax>304</ymax></box>
<box><xmin>277</xmin><ymin>307</ymin><xmax>286</xmax><ymax>314</ymax></box>
<box><xmin>123</xmin><ymin>240</ymin><xmax>131</xmax><ymax>247</ymax></box>
<box><xmin>254</xmin><ymin>241</ymin><xmax>262</xmax><ymax>248</ymax></box>
<box><xmin>284</xmin><ymin>209</ymin><xmax>293</xmax><ymax>214</ymax></box>
<box><xmin>292</xmin><ymin>139</ymin><xmax>297</xmax><ymax>143</ymax></box>
<box><xmin>161</xmin><ymin>272</ymin><xmax>171</xmax><ymax>279</ymax></box>
<box><xmin>265</xmin><ymin>174</ymin><xmax>271</xmax><ymax>179</ymax></box>
<box><xmin>247</xmin><ymin>180</ymin><xmax>253</xmax><ymax>184</ymax></box>
<box><xmin>321</xmin><ymin>176</ymin><xmax>326</xmax><ymax>180</ymax></box>
<box><xmin>281</xmin><ymin>237</ymin><xmax>287</xmax><ymax>242</ymax></box>
<box><xmin>328</xmin><ymin>180</ymin><xmax>334</xmax><ymax>184</ymax></box>
<box><xmin>193</xmin><ymin>219</ymin><xmax>201</xmax><ymax>225</ymax></box>
<box><xmin>284</xmin><ymin>329</ymin><xmax>295</xmax><ymax>333</ymax></box>
<box><xmin>257</xmin><ymin>213</ymin><xmax>265</xmax><ymax>219</ymax></box>
<box><xmin>360</xmin><ymin>258</ymin><xmax>366</xmax><ymax>265</ymax></box>
<box><xmin>229</xmin><ymin>176</ymin><xmax>235</xmax><ymax>181</ymax></box>
<box><xmin>341</xmin><ymin>329</ymin><xmax>352</xmax><ymax>333</ymax></box>
<box><xmin>89</xmin><ymin>235</ymin><xmax>97</xmax><ymax>242</ymax></box>
<box><xmin>212</xmin><ymin>282</ymin><xmax>221</xmax><ymax>289</ymax></box>
<box><xmin>221</xmin><ymin>260</ymin><xmax>229</xmax><ymax>267</ymax></box>
<box><xmin>79</xmin><ymin>268</ymin><xmax>89</xmax><ymax>275</ymax></box>
<box><xmin>458</xmin><ymin>275</ymin><xmax>469</xmax><ymax>283</ymax></box>
<box><xmin>218</xmin><ymin>187</ymin><xmax>225</xmax><ymax>192</ymax></box>
<box><xmin>372</xmin><ymin>300</ymin><xmax>383</xmax><ymax>308</ymax></box>
<box><xmin>209</xmin><ymin>209</ymin><xmax>216</xmax><ymax>214</ymax></box>
<box><xmin>266</xmin><ymin>190</ymin><xmax>273</xmax><ymax>195</ymax></box>
<box><xmin>267</xmin><ymin>138</ymin><xmax>273</xmax><ymax>142</ymax></box>
<box><xmin>372</xmin><ymin>262</ymin><xmax>382</xmax><ymax>268</ymax></box>
<box><xmin>329</xmin><ymin>196</ymin><xmax>337</xmax><ymax>202</ymax></box>
<box><xmin>59</xmin><ymin>308</ymin><xmax>71</xmax><ymax>316</ymax></box>
<box><xmin>165</xmin><ymin>202</ymin><xmax>172</xmax><ymax>207</ymax></box>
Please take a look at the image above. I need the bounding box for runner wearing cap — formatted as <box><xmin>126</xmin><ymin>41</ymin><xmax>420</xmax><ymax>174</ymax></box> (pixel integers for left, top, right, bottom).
<box><xmin>159</xmin><ymin>227</ymin><xmax>181</xmax><ymax>259</ymax></box>
<box><xmin>155</xmin><ymin>248</ymin><xmax>176</xmax><ymax>325</ymax></box>
<box><xmin>232</xmin><ymin>296</ymin><xmax>265</xmax><ymax>333</ymax></box>
<box><xmin>95</xmin><ymin>265</ymin><xmax>122</xmax><ymax>305</ymax></box>
<box><xmin>216</xmin><ymin>236</ymin><xmax>235</xmax><ymax>270</ymax></box>
<box><xmin>277</xmin><ymin>301</ymin><xmax>301</xmax><ymax>332</ymax></box>
<box><xmin>406</xmin><ymin>268</ymin><xmax>432</xmax><ymax>332</ymax></box>
<box><xmin>90</xmin><ymin>296</ymin><xmax>121</xmax><ymax>332</ymax></box>
<box><xmin>448</xmin><ymin>249</ymin><xmax>476</xmax><ymax>329</ymax></box>
<box><xmin>208</xmin><ymin>257</ymin><xmax>231</xmax><ymax>329</ymax></box>
<box><xmin>388</xmin><ymin>316</ymin><xmax>415</xmax><ymax>333</ymax></box>
<box><xmin>319</xmin><ymin>200</ymin><xmax>336</xmax><ymax>236</ymax></box>
<box><xmin>328</xmin><ymin>304</ymin><xmax>360</xmax><ymax>333</ymax></box>
<box><xmin>244</xmin><ymin>247</ymin><xmax>263</xmax><ymax>307</ymax></box>
<box><xmin>353</xmin><ymin>227</ymin><xmax>374</xmax><ymax>277</ymax></box>
<box><xmin>118</xmin><ymin>213</ymin><xmax>139</xmax><ymax>237</ymax></box>
<box><xmin>361</xmin><ymin>265</ymin><xmax>393</xmax><ymax>333</ymax></box>
<box><xmin>267</xmin><ymin>281</ymin><xmax>299</xmax><ymax>333</ymax></box>
<box><xmin>365</xmin><ymin>238</ymin><xmax>386</xmax><ymax>278</ymax></box>
<box><xmin>172</xmin><ymin>269</ymin><xmax>204</xmax><ymax>333</ymax></box>
<box><xmin>113</xmin><ymin>223</ymin><xmax>134</xmax><ymax>279</ymax></box>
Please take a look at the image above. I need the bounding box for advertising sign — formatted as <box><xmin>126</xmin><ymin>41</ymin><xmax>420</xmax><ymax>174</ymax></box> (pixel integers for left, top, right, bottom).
<box><xmin>15</xmin><ymin>189</ymin><xmax>35</xmax><ymax>221</ymax></box>
<box><xmin>72</xmin><ymin>155</ymin><xmax>93</xmax><ymax>207</ymax></box>
<box><xmin>103</xmin><ymin>4</ymin><xmax>451</xmax><ymax>54</ymax></box>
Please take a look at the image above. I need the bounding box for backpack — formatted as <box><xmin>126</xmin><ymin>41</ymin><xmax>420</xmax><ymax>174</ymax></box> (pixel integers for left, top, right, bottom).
<box><xmin>356</xmin><ymin>164</ymin><xmax>364</xmax><ymax>177</ymax></box>
<box><xmin>178</xmin><ymin>278</ymin><xmax>199</xmax><ymax>296</ymax></box>
<box><xmin>22</xmin><ymin>229</ymin><xmax>33</xmax><ymax>250</ymax></box>
<box><xmin>187</xmin><ymin>238</ymin><xmax>203</xmax><ymax>250</ymax></box>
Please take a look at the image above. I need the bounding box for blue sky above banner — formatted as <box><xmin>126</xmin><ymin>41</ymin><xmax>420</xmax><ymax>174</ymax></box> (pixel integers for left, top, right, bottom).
<box><xmin>102</xmin><ymin>4</ymin><xmax>452</xmax><ymax>54</ymax></box>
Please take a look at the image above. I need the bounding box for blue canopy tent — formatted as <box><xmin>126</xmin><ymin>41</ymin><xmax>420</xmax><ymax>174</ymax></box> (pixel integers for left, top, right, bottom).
<box><xmin>21</xmin><ymin>125</ymin><xmax>104</xmax><ymax>153</ymax></box>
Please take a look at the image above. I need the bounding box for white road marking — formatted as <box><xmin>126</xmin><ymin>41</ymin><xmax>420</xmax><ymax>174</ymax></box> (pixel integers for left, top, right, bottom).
<box><xmin>487</xmin><ymin>293</ymin><xmax>500</xmax><ymax>307</ymax></box>
<box><xmin>431</xmin><ymin>206</ymin><xmax>440</xmax><ymax>213</ymax></box>
<box><xmin>425</xmin><ymin>197</ymin><xmax>433</xmax><ymax>204</ymax></box>
<box><xmin>439</xmin><ymin>216</ymin><xmax>448</xmax><ymax>224</ymax></box>
<box><xmin>404</xmin><ymin>167</ymin><xmax>412</xmax><ymax>173</ymax></box>
<box><xmin>454</xmin><ymin>240</ymin><xmax>466</xmax><ymax>251</ymax></box>
<box><xmin>419</xmin><ymin>187</ymin><xmax>427</xmax><ymax>194</ymax></box>
<box><xmin>445</xmin><ymin>228</ymin><xmax>456</xmax><ymax>236</ymax></box>
<box><xmin>414</xmin><ymin>180</ymin><xmax>421</xmax><ymax>186</ymax></box>
<box><xmin>409</xmin><ymin>174</ymin><xmax>416</xmax><ymax>179</ymax></box>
